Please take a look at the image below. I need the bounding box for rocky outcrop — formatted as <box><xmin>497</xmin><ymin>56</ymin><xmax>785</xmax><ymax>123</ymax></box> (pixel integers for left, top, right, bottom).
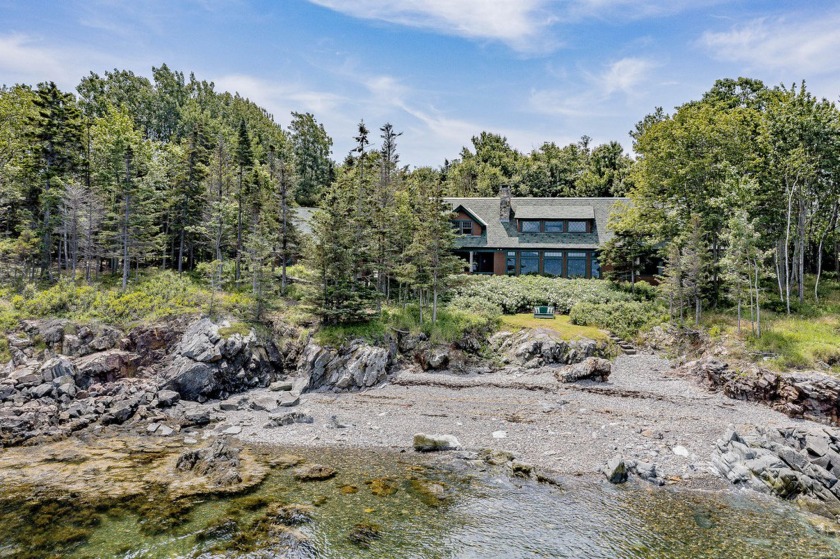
<box><xmin>490</xmin><ymin>329</ymin><xmax>606</xmax><ymax>369</ymax></box>
<box><xmin>296</xmin><ymin>340</ymin><xmax>390</xmax><ymax>392</ymax></box>
<box><xmin>1</xmin><ymin>316</ymin><xmax>288</xmax><ymax>446</ymax></box>
<box><xmin>162</xmin><ymin>318</ymin><xmax>283</xmax><ymax>401</ymax></box>
<box><xmin>712</xmin><ymin>426</ymin><xmax>840</xmax><ymax>519</ymax></box>
<box><xmin>679</xmin><ymin>358</ymin><xmax>840</xmax><ymax>427</ymax></box>
<box><xmin>555</xmin><ymin>357</ymin><xmax>611</xmax><ymax>383</ymax></box>
<box><xmin>176</xmin><ymin>437</ymin><xmax>244</xmax><ymax>487</ymax></box>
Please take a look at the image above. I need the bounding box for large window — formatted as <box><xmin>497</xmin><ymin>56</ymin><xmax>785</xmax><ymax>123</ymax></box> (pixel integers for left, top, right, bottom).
<box><xmin>544</xmin><ymin>221</ymin><xmax>564</xmax><ymax>233</ymax></box>
<box><xmin>591</xmin><ymin>254</ymin><xmax>601</xmax><ymax>279</ymax></box>
<box><xmin>521</xmin><ymin>221</ymin><xmax>541</xmax><ymax>233</ymax></box>
<box><xmin>567</xmin><ymin>221</ymin><xmax>588</xmax><ymax>233</ymax></box>
<box><xmin>452</xmin><ymin>220</ymin><xmax>473</xmax><ymax>235</ymax></box>
<box><xmin>567</xmin><ymin>251</ymin><xmax>587</xmax><ymax>277</ymax></box>
<box><xmin>544</xmin><ymin>251</ymin><xmax>563</xmax><ymax>276</ymax></box>
<box><xmin>506</xmin><ymin>251</ymin><xmax>517</xmax><ymax>275</ymax></box>
<box><xmin>520</xmin><ymin>251</ymin><xmax>539</xmax><ymax>275</ymax></box>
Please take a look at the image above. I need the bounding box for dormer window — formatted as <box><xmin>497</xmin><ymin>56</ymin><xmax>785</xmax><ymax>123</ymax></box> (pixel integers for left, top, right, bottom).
<box><xmin>452</xmin><ymin>220</ymin><xmax>474</xmax><ymax>235</ymax></box>
<box><xmin>544</xmin><ymin>221</ymin><xmax>564</xmax><ymax>233</ymax></box>
<box><xmin>567</xmin><ymin>221</ymin><xmax>588</xmax><ymax>233</ymax></box>
<box><xmin>521</xmin><ymin>221</ymin><xmax>541</xmax><ymax>233</ymax></box>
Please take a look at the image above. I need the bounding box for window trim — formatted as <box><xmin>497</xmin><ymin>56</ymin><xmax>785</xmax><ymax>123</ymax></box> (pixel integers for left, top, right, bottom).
<box><xmin>452</xmin><ymin>219</ymin><xmax>474</xmax><ymax>235</ymax></box>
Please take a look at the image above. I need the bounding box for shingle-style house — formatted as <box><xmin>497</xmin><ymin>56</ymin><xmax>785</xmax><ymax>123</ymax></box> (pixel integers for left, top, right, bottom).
<box><xmin>445</xmin><ymin>187</ymin><xmax>627</xmax><ymax>278</ymax></box>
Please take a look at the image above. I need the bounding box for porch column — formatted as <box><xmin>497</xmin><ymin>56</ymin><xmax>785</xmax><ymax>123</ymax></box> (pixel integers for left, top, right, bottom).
<box><xmin>469</xmin><ymin>251</ymin><xmax>474</xmax><ymax>274</ymax></box>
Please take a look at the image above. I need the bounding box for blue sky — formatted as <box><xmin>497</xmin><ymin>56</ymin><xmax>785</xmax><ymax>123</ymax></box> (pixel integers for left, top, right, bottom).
<box><xmin>2</xmin><ymin>0</ymin><xmax>839</xmax><ymax>166</ymax></box>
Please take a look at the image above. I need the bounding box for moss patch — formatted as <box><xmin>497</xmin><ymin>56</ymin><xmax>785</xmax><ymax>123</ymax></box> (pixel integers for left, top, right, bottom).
<box><xmin>218</xmin><ymin>322</ymin><xmax>251</xmax><ymax>338</ymax></box>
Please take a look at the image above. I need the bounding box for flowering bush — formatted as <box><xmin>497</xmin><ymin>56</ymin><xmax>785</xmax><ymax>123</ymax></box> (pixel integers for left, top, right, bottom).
<box><xmin>451</xmin><ymin>276</ymin><xmax>632</xmax><ymax>315</ymax></box>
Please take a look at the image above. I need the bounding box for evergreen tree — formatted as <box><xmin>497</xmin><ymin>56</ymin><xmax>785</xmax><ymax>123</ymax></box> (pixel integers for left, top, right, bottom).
<box><xmin>288</xmin><ymin>111</ymin><xmax>333</xmax><ymax>206</ymax></box>
<box><xmin>30</xmin><ymin>81</ymin><xmax>83</xmax><ymax>277</ymax></box>
<box><xmin>235</xmin><ymin>118</ymin><xmax>254</xmax><ymax>281</ymax></box>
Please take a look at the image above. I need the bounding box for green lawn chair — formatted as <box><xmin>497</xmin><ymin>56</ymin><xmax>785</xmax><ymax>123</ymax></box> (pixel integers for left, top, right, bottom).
<box><xmin>533</xmin><ymin>305</ymin><xmax>555</xmax><ymax>319</ymax></box>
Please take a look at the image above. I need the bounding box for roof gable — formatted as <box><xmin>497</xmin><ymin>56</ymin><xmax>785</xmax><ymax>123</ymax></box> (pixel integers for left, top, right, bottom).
<box><xmin>443</xmin><ymin>196</ymin><xmax>628</xmax><ymax>250</ymax></box>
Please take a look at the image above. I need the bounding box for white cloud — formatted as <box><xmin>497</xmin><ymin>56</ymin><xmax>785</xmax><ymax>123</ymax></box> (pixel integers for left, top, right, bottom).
<box><xmin>700</xmin><ymin>13</ymin><xmax>840</xmax><ymax>76</ymax></box>
<box><xmin>0</xmin><ymin>34</ymin><xmax>91</xmax><ymax>88</ymax></box>
<box><xmin>599</xmin><ymin>57</ymin><xmax>657</xmax><ymax>95</ymax></box>
<box><xmin>307</xmin><ymin>0</ymin><xmax>558</xmax><ymax>52</ymax></box>
<box><xmin>307</xmin><ymin>0</ymin><xmax>719</xmax><ymax>52</ymax></box>
<box><xmin>212</xmin><ymin>74</ymin><xmax>347</xmax><ymax>119</ymax></box>
<box><xmin>530</xmin><ymin>56</ymin><xmax>657</xmax><ymax>117</ymax></box>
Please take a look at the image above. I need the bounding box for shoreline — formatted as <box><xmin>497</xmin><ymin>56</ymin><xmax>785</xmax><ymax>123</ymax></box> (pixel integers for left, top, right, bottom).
<box><xmin>212</xmin><ymin>353</ymin><xmax>801</xmax><ymax>484</ymax></box>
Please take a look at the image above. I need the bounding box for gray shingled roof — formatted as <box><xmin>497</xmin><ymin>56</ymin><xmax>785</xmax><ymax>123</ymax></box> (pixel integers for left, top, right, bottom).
<box><xmin>512</xmin><ymin>204</ymin><xmax>594</xmax><ymax>220</ymax></box>
<box><xmin>444</xmin><ymin>197</ymin><xmax>627</xmax><ymax>250</ymax></box>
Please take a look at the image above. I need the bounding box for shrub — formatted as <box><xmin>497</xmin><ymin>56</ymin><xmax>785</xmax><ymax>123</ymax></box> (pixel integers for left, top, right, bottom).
<box><xmin>451</xmin><ymin>276</ymin><xmax>632</xmax><ymax>315</ymax></box>
<box><xmin>569</xmin><ymin>300</ymin><xmax>666</xmax><ymax>340</ymax></box>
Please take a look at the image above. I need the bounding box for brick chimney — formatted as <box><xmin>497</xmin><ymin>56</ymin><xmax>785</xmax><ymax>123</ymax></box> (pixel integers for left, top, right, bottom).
<box><xmin>499</xmin><ymin>185</ymin><xmax>511</xmax><ymax>222</ymax></box>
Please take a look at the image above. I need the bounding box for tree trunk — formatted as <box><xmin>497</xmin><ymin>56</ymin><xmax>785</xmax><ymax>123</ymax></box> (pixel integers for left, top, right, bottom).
<box><xmin>122</xmin><ymin>150</ymin><xmax>132</xmax><ymax>291</ymax></box>
<box><xmin>236</xmin><ymin>166</ymin><xmax>243</xmax><ymax>282</ymax></box>
<box><xmin>784</xmin><ymin>183</ymin><xmax>795</xmax><ymax>314</ymax></box>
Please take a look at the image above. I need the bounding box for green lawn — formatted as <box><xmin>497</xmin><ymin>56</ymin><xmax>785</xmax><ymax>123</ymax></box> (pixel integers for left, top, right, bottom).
<box><xmin>702</xmin><ymin>276</ymin><xmax>840</xmax><ymax>372</ymax></box>
<box><xmin>500</xmin><ymin>313</ymin><xmax>608</xmax><ymax>341</ymax></box>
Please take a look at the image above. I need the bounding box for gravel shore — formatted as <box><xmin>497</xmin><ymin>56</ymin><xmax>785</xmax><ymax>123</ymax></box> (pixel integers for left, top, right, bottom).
<box><xmin>223</xmin><ymin>353</ymin><xmax>806</xmax><ymax>480</ymax></box>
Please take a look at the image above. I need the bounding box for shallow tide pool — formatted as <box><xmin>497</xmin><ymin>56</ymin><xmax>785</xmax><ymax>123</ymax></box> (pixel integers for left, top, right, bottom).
<box><xmin>0</xmin><ymin>443</ymin><xmax>838</xmax><ymax>558</ymax></box>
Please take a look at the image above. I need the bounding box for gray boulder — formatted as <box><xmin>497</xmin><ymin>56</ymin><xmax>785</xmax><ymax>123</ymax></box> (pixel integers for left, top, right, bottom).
<box><xmin>413</xmin><ymin>433</ymin><xmax>461</xmax><ymax>452</ymax></box>
<box><xmin>267</xmin><ymin>411</ymin><xmax>314</xmax><ymax>427</ymax></box>
<box><xmin>39</xmin><ymin>356</ymin><xmax>77</xmax><ymax>382</ymax></box>
<box><xmin>297</xmin><ymin>340</ymin><xmax>390</xmax><ymax>392</ymax></box>
<box><xmin>556</xmin><ymin>357</ymin><xmax>611</xmax><ymax>383</ymax></box>
<box><xmin>156</xmin><ymin>390</ymin><xmax>180</xmax><ymax>408</ymax></box>
<box><xmin>712</xmin><ymin>426</ymin><xmax>840</xmax><ymax>518</ymax></box>
<box><xmin>601</xmin><ymin>455</ymin><xmax>628</xmax><ymax>484</ymax></box>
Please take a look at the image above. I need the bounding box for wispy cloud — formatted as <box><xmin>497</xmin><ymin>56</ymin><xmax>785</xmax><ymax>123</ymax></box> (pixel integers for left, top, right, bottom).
<box><xmin>530</xmin><ymin>56</ymin><xmax>658</xmax><ymax>117</ymax></box>
<box><xmin>307</xmin><ymin>0</ymin><xmax>559</xmax><ymax>52</ymax></box>
<box><xmin>699</xmin><ymin>12</ymin><xmax>840</xmax><ymax>76</ymax></box>
<box><xmin>307</xmin><ymin>0</ymin><xmax>718</xmax><ymax>53</ymax></box>
<box><xmin>212</xmin><ymin>74</ymin><xmax>347</xmax><ymax>119</ymax></box>
<box><xmin>0</xmin><ymin>33</ymin><xmax>111</xmax><ymax>88</ymax></box>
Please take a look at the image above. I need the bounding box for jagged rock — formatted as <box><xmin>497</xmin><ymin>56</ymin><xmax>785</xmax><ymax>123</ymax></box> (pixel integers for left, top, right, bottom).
<box><xmin>75</xmin><ymin>350</ymin><xmax>140</xmax><ymax>388</ymax></box>
<box><xmin>279</xmin><ymin>392</ymin><xmax>300</xmax><ymax>407</ymax></box>
<box><xmin>156</xmin><ymin>390</ymin><xmax>180</xmax><ymax>408</ymax></box>
<box><xmin>88</xmin><ymin>326</ymin><xmax>122</xmax><ymax>352</ymax></box>
<box><xmin>269</xmin><ymin>380</ymin><xmax>293</xmax><ymax>391</ymax></box>
<box><xmin>250</xmin><ymin>393</ymin><xmax>279</xmax><ymax>411</ymax></box>
<box><xmin>490</xmin><ymin>329</ymin><xmax>604</xmax><ymax>368</ymax></box>
<box><xmin>398</xmin><ymin>332</ymin><xmax>427</xmax><ymax>353</ymax></box>
<box><xmin>176</xmin><ymin>438</ymin><xmax>243</xmax><ymax>486</ymax></box>
<box><xmin>413</xmin><ymin>433</ymin><xmax>461</xmax><ymax>452</ymax></box>
<box><xmin>103</xmin><ymin>398</ymin><xmax>140</xmax><ymax>425</ymax></box>
<box><xmin>182</xmin><ymin>406</ymin><xmax>212</xmax><ymax>426</ymax></box>
<box><xmin>712</xmin><ymin>426</ymin><xmax>840</xmax><ymax>519</ymax></box>
<box><xmin>297</xmin><ymin>340</ymin><xmax>390</xmax><ymax>392</ymax></box>
<box><xmin>0</xmin><ymin>385</ymin><xmax>16</xmax><ymax>402</ymax></box>
<box><xmin>601</xmin><ymin>455</ymin><xmax>628</xmax><ymax>483</ymax></box>
<box><xmin>627</xmin><ymin>460</ymin><xmax>662</xmax><ymax>485</ymax></box>
<box><xmin>555</xmin><ymin>357</ymin><xmax>611</xmax><ymax>383</ymax></box>
<box><xmin>680</xmin><ymin>358</ymin><xmax>840</xmax><ymax>426</ymax></box>
<box><xmin>267</xmin><ymin>411</ymin><xmax>314</xmax><ymax>427</ymax></box>
<box><xmin>165</xmin><ymin>360</ymin><xmax>217</xmax><ymax>401</ymax></box>
<box><xmin>418</xmin><ymin>348</ymin><xmax>450</xmax><ymax>371</ymax></box>
<box><xmin>30</xmin><ymin>383</ymin><xmax>54</xmax><ymax>399</ymax></box>
<box><xmin>162</xmin><ymin>318</ymin><xmax>282</xmax><ymax>401</ymax></box>
<box><xmin>38</xmin><ymin>356</ymin><xmax>77</xmax><ymax>382</ymax></box>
